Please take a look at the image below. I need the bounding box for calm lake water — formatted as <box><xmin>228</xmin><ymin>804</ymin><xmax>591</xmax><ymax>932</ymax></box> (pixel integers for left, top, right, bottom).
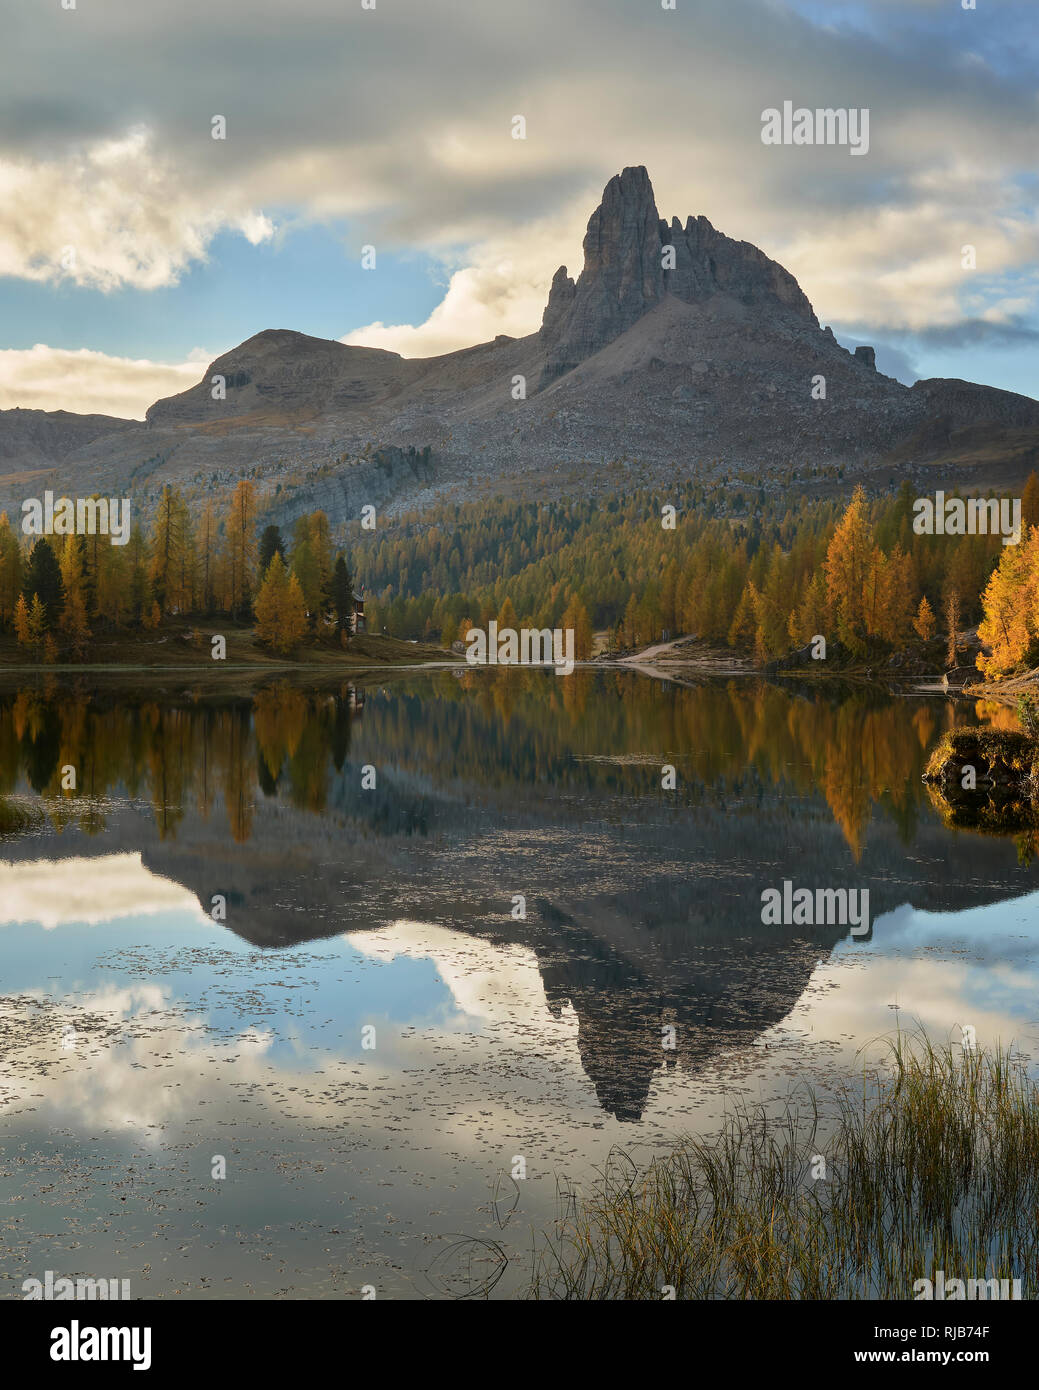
<box><xmin>1</xmin><ymin>669</ymin><xmax>1037</xmax><ymax>1299</ymax></box>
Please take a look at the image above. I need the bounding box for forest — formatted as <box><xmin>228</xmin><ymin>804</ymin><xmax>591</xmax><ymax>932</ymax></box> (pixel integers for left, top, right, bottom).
<box><xmin>2</xmin><ymin>473</ymin><xmax>1039</xmax><ymax>676</ymax></box>
<box><xmin>0</xmin><ymin>480</ymin><xmax>356</xmax><ymax>658</ymax></box>
<box><xmin>352</xmin><ymin>475</ymin><xmax>1039</xmax><ymax>675</ymax></box>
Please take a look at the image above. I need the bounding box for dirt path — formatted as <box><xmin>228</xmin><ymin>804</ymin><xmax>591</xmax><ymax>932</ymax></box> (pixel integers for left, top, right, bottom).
<box><xmin>614</xmin><ymin>636</ymin><xmax>756</xmax><ymax>674</ymax></box>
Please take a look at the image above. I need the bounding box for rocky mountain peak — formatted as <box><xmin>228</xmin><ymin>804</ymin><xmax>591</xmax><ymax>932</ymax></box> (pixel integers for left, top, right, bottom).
<box><xmin>539</xmin><ymin>165</ymin><xmax>817</xmax><ymax>385</ymax></box>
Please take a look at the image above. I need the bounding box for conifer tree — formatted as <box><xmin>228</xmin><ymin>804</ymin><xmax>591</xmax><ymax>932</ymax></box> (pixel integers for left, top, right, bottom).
<box><xmin>0</xmin><ymin>513</ymin><xmax>21</xmax><ymax>627</ymax></box>
<box><xmin>977</xmin><ymin>530</ymin><xmax>1038</xmax><ymax>676</ymax></box>
<box><xmin>913</xmin><ymin>595</ymin><xmax>936</xmax><ymax>642</ymax></box>
<box><xmin>944</xmin><ymin>588</ymin><xmax>962</xmax><ymax>667</ymax></box>
<box><xmin>13</xmin><ymin>593</ymin><xmax>32</xmax><ymax>646</ymax></box>
<box><xmin>309</xmin><ymin>511</ymin><xmax>334</xmax><ymax>617</ymax></box>
<box><xmin>149</xmin><ymin>485</ymin><xmax>186</xmax><ymax>614</ymax></box>
<box><xmin>561</xmin><ymin>594</ymin><xmax>594</xmax><ymax>660</ymax></box>
<box><xmin>824</xmin><ymin>486</ymin><xmax>873</xmax><ymax>654</ymax></box>
<box><xmin>330</xmin><ymin>554</ymin><xmax>355</xmax><ymax>635</ymax></box>
<box><xmin>291</xmin><ymin>516</ymin><xmax>320</xmax><ymax>621</ymax></box>
<box><xmin>59</xmin><ymin>536</ymin><xmax>91</xmax><ymax>656</ymax></box>
<box><xmin>197</xmin><ymin>503</ymin><xmax>220</xmax><ymax>615</ymax></box>
<box><xmin>227</xmin><ymin>479</ymin><xmax>259</xmax><ymax>619</ymax></box>
<box><xmin>619</xmin><ymin>592</ymin><xmax>638</xmax><ymax>648</ymax></box>
<box><xmin>22</xmin><ymin>538</ymin><xmax>65</xmax><ymax>628</ymax></box>
<box><xmin>259</xmin><ymin>524</ymin><xmax>286</xmax><ymax>578</ymax></box>
<box><xmin>1022</xmin><ymin>471</ymin><xmax>1039</xmax><ymax>533</ymax></box>
<box><xmin>254</xmin><ymin>553</ymin><xmax>308</xmax><ymax>655</ymax></box>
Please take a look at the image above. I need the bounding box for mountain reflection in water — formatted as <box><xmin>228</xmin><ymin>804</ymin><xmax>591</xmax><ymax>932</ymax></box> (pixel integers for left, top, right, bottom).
<box><xmin>1</xmin><ymin>671</ymin><xmax>1034</xmax><ymax>1127</ymax></box>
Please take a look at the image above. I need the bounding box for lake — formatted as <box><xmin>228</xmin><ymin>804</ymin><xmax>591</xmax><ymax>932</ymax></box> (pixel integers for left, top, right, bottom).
<box><xmin>1</xmin><ymin>669</ymin><xmax>1037</xmax><ymax>1299</ymax></box>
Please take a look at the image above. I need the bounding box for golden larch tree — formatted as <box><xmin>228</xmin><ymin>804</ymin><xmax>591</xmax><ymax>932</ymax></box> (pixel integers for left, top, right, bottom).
<box><xmin>254</xmin><ymin>553</ymin><xmax>308</xmax><ymax>655</ymax></box>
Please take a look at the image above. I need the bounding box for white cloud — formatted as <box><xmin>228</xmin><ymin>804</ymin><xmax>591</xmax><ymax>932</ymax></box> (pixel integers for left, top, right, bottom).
<box><xmin>346</xmin><ymin>918</ymin><xmax>563</xmax><ymax>1025</ymax></box>
<box><xmin>0</xmin><ymin>343</ymin><xmax>206</xmax><ymax>418</ymax></box>
<box><xmin>341</xmin><ymin>200</ymin><xmax>587</xmax><ymax>356</ymax></box>
<box><xmin>0</xmin><ymin>852</ymin><xmax>206</xmax><ymax>929</ymax></box>
<box><xmin>0</xmin><ymin>125</ymin><xmax>273</xmax><ymax>291</ymax></box>
<box><xmin>773</xmin><ymin>162</ymin><xmax>1039</xmax><ymax>333</ymax></box>
<box><xmin>0</xmin><ymin>0</ymin><xmax>1037</xmax><ymax>381</ymax></box>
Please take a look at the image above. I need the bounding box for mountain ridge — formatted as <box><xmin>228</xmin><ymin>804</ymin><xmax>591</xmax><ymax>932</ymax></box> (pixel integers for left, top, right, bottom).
<box><xmin>3</xmin><ymin>165</ymin><xmax>1038</xmax><ymax>524</ymax></box>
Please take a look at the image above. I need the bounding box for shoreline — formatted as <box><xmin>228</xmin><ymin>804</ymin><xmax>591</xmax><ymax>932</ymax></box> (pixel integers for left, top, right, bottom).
<box><xmin>1</xmin><ymin>631</ymin><xmax>1034</xmax><ymax>697</ymax></box>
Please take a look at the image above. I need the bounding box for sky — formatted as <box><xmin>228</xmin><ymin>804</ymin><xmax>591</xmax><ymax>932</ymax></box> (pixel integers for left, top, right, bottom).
<box><xmin>0</xmin><ymin>0</ymin><xmax>1037</xmax><ymax>418</ymax></box>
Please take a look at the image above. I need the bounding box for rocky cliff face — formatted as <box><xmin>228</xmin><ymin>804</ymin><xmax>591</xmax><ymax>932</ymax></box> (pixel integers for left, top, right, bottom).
<box><xmin>540</xmin><ymin>165</ymin><xmax>817</xmax><ymax>383</ymax></box>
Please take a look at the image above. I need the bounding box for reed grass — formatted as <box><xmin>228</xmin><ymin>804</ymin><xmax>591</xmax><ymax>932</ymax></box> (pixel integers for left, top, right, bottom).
<box><xmin>0</xmin><ymin>796</ymin><xmax>42</xmax><ymax>837</ymax></box>
<box><xmin>529</xmin><ymin>1033</ymin><xmax>1039</xmax><ymax>1299</ymax></box>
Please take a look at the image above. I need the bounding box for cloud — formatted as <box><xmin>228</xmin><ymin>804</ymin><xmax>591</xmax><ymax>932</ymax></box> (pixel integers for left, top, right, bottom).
<box><xmin>341</xmin><ymin>200</ymin><xmax>587</xmax><ymax>357</ymax></box>
<box><xmin>0</xmin><ymin>125</ymin><xmax>273</xmax><ymax>291</ymax></box>
<box><xmin>911</xmin><ymin>317</ymin><xmax>1039</xmax><ymax>348</ymax></box>
<box><xmin>0</xmin><ymin>343</ymin><xmax>206</xmax><ymax>418</ymax></box>
<box><xmin>773</xmin><ymin>165</ymin><xmax>1039</xmax><ymax>335</ymax></box>
<box><xmin>0</xmin><ymin>853</ymin><xmax>204</xmax><ymax>929</ymax></box>
<box><xmin>346</xmin><ymin>919</ymin><xmax>565</xmax><ymax>1026</ymax></box>
<box><xmin>1</xmin><ymin>0</ymin><xmax>1038</xmax><ymax>373</ymax></box>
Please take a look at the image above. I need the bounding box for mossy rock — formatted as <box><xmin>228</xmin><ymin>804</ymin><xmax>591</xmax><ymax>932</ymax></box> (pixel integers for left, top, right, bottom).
<box><xmin>923</xmin><ymin>728</ymin><xmax>1039</xmax><ymax>789</ymax></box>
<box><xmin>925</xmin><ymin>784</ymin><xmax>1039</xmax><ymax>836</ymax></box>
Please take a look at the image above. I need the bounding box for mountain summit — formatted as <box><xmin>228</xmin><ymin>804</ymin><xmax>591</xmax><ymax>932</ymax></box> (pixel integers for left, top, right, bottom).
<box><xmin>3</xmin><ymin>165</ymin><xmax>1039</xmax><ymax>522</ymax></box>
<box><xmin>539</xmin><ymin>165</ymin><xmax>816</xmax><ymax>383</ymax></box>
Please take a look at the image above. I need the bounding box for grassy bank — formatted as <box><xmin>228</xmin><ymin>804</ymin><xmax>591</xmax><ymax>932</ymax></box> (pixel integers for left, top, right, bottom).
<box><xmin>530</xmin><ymin>1035</ymin><xmax>1039</xmax><ymax>1300</ymax></box>
<box><xmin>0</xmin><ymin>619</ymin><xmax>448</xmax><ymax>671</ymax></box>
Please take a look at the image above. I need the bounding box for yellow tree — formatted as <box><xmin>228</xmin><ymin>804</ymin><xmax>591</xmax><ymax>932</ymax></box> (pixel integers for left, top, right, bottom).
<box><xmin>789</xmin><ymin>571</ymin><xmax>828</xmax><ymax>647</ymax></box>
<box><xmin>1022</xmin><ymin>471</ymin><xmax>1039</xmax><ymax>533</ymax></box>
<box><xmin>196</xmin><ymin>502</ymin><xmax>219</xmax><ymax>614</ymax></box>
<box><xmin>14</xmin><ymin>594</ymin><xmax>47</xmax><ymax>651</ymax></box>
<box><xmin>94</xmin><ymin>539</ymin><xmax>128</xmax><ymax>628</ymax></box>
<box><xmin>913</xmin><ymin>595</ymin><xmax>936</xmax><ymax>642</ymax></box>
<box><xmin>0</xmin><ymin>513</ymin><xmax>21</xmax><ymax>627</ymax></box>
<box><xmin>976</xmin><ymin>529</ymin><xmax>1039</xmax><ymax>677</ymax></box>
<box><xmin>80</xmin><ymin>497</ymin><xmax>105</xmax><ymax>621</ymax></box>
<box><xmin>13</xmin><ymin>593</ymin><xmax>32</xmax><ymax>646</ymax></box>
<box><xmin>227</xmin><ymin>480</ymin><xmax>259</xmax><ymax>618</ymax></box>
<box><xmin>944</xmin><ymin>588</ymin><xmax>962</xmax><ymax>667</ymax></box>
<box><xmin>751</xmin><ymin>545</ymin><xmax>793</xmax><ymax>658</ymax></box>
<box><xmin>149</xmin><ymin>485</ymin><xmax>188</xmax><ymax>614</ymax></box>
<box><xmin>824</xmin><ymin>486</ymin><xmax>874</xmax><ymax>653</ymax></box>
<box><xmin>622</xmin><ymin>592</ymin><xmax>641</xmax><ymax>648</ymax></box>
<box><xmin>727</xmin><ymin>581</ymin><xmax>758</xmax><ymax>649</ymax></box>
<box><xmin>174</xmin><ymin>494</ymin><xmax>197</xmax><ymax>612</ymax></box>
<box><xmin>59</xmin><ymin>537</ymin><xmax>91</xmax><ymax>656</ymax></box>
<box><xmin>874</xmin><ymin>544</ymin><xmax>916</xmax><ymax>645</ymax></box>
<box><xmin>309</xmin><ymin>511</ymin><xmax>334</xmax><ymax>614</ymax></box>
<box><xmin>560</xmin><ymin>594</ymin><xmax>593</xmax><ymax>660</ymax></box>
<box><xmin>254</xmin><ymin>554</ymin><xmax>308</xmax><ymax>655</ymax></box>
<box><xmin>290</xmin><ymin>514</ymin><xmax>320</xmax><ymax>619</ymax></box>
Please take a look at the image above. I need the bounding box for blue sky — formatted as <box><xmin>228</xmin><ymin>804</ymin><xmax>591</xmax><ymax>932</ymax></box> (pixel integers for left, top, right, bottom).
<box><xmin>0</xmin><ymin>0</ymin><xmax>1036</xmax><ymax>415</ymax></box>
<box><xmin>0</xmin><ymin>224</ymin><xmax>446</xmax><ymax>360</ymax></box>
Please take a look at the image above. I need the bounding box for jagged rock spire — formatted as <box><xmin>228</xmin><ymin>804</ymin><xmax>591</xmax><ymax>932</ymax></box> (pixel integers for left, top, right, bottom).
<box><xmin>540</xmin><ymin>165</ymin><xmax>817</xmax><ymax>385</ymax></box>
